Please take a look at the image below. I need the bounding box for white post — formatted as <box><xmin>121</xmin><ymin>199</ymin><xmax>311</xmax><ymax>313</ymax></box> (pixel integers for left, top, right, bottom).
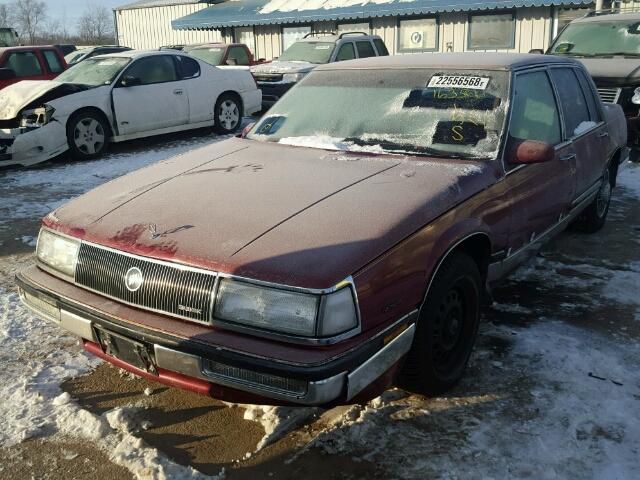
<box><xmin>595</xmin><ymin>0</ymin><xmax>604</xmax><ymax>11</ymax></box>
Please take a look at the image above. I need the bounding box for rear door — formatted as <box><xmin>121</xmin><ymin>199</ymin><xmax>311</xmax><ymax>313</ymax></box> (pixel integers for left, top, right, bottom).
<box><xmin>355</xmin><ymin>40</ymin><xmax>376</xmax><ymax>58</ymax></box>
<box><xmin>112</xmin><ymin>55</ymin><xmax>189</xmax><ymax>135</ymax></box>
<box><xmin>502</xmin><ymin>68</ymin><xmax>577</xmax><ymax>252</ymax></box>
<box><xmin>548</xmin><ymin>66</ymin><xmax>609</xmax><ymax>198</ymax></box>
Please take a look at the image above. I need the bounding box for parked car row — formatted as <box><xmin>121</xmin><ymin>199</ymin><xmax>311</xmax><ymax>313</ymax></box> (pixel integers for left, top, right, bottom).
<box><xmin>16</xmin><ymin>51</ymin><xmax>627</xmax><ymax>406</ymax></box>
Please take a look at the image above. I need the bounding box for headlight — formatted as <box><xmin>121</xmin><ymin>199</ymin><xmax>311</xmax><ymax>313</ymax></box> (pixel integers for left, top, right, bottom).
<box><xmin>214</xmin><ymin>278</ymin><xmax>358</xmax><ymax>338</ymax></box>
<box><xmin>20</xmin><ymin>105</ymin><xmax>55</xmax><ymax>128</ymax></box>
<box><xmin>282</xmin><ymin>72</ymin><xmax>306</xmax><ymax>83</ymax></box>
<box><xmin>36</xmin><ymin>228</ymin><xmax>80</xmax><ymax>278</ymax></box>
<box><xmin>632</xmin><ymin>87</ymin><xmax>640</xmax><ymax>105</ymax></box>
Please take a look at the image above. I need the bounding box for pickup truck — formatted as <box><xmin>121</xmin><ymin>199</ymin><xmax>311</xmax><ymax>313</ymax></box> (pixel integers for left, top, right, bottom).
<box><xmin>17</xmin><ymin>53</ymin><xmax>627</xmax><ymax>406</ymax></box>
<box><xmin>0</xmin><ymin>46</ymin><xmax>67</xmax><ymax>91</ymax></box>
<box><xmin>184</xmin><ymin>43</ymin><xmax>265</xmax><ymax>67</ymax></box>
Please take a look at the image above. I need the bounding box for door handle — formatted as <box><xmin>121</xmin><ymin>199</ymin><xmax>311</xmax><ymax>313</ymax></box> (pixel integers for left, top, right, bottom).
<box><xmin>597</xmin><ymin>132</ymin><xmax>609</xmax><ymax>138</ymax></box>
<box><xmin>560</xmin><ymin>153</ymin><xmax>576</xmax><ymax>161</ymax></box>
<box><xmin>173</xmin><ymin>89</ymin><xmax>183</xmax><ymax>95</ymax></box>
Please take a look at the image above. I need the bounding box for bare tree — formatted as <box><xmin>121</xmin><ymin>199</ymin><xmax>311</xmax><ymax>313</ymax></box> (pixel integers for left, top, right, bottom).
<box><xmin>12</xmin><ymin>0</ymin><xmax>46</xmax><ymax>44</ymax></box>
<box><xmin>78</xmin><ymin>4</ymin><xmax>114</xmax><ymax>45</ymax></box>
<box><xmin>0</xmin><ymin>4</ymin><xmax>12</xmax><ymax>28</ymax></box>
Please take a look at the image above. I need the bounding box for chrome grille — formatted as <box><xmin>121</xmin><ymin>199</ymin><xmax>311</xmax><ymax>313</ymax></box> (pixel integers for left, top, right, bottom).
<box><xmin>597</xmin><ymin>87</ymin><xmax>621</xmax><ymax>103</ymax></box>
<box><xmin>254</xmin><ymin>74</ymin><xmax>283</xmax><ymax>83</ymax></box>
<box><xmin>75</xmin><ymin>243</ymin><xmax>216</xmax><ymax>324</ymax></box>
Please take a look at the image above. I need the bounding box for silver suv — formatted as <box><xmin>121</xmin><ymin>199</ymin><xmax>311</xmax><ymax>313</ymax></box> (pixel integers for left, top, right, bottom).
<box><xmin>251</xmin><ymin>32</ymin><xmax>389</xmax><ymax>109</ymax></box>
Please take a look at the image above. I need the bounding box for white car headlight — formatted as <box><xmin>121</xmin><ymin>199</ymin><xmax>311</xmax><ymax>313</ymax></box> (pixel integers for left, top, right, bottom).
<box><xmin>214</xmin><ymin>278</ymin><xmax>359</xmax><ymax>338</ymax></box>
<box><xmin>36</xmin><ymin>228</ymin><xmax>80</xmax><ymax>278</ymax></box>
<box><xmin>20</xmin><ymin>105</ymin><xmax>56</xmax><ymax>128</ymax></box>
<box><xmin>632</xmin><ymin>87</ymin><xmax>640</xmax><ymax>105</ymax></box>
<box><xmin>282</xmin><ymin>72</ymin><xmax>306</xmax><ymax>83</ymax></box>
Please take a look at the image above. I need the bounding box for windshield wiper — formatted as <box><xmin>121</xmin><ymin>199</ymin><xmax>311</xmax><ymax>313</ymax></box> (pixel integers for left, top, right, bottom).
<box><xmin>343</xmin><ymin>137</ymin><xmax>483</xmax><ymax>159</ymax></box>
<box><xmin>588</xmin><ymin>52</ymin><xmax>640</xmax><ymax>58</ymax></box>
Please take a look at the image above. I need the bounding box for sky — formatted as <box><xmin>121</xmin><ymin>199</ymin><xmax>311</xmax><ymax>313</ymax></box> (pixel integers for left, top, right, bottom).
<box><xmin>2</xmin><ymin>0</ymin><xmax>124</xmax><ymax>33</ymax></box>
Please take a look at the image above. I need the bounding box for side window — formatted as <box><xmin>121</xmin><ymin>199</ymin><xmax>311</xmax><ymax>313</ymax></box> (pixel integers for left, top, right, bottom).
<box><xmin>43</xmin><ymin>50</ymin><xmax>64</xmax><ymax>73</ymax></box>
<box><xmin>122</xmin><ymin>56</ymin><xmax>177</xmax><ymax>85</ymax></box>
<box><xmin>227</xmin><ymin>46</ymin><xmax>250</xmax><ymax>66</ymax></box>
<box><xmin>575</xmin><ymin>68</ymin><xmax>602</xmax><ymax>123</ymax></box>
<box><xmin>2</xmin><ymin>51</ymin><xmax>42</xmax><ymax>77</ymax></box>
<box><xmin>335</xmin><ymin>43</ymin><xmax>355</xmax><ymax>61</ymax></box>
<box><xmin>373</xmin><ymin>39</ymin><xmax>389</xmax><ymax>56</ymax></box>
<box><xmin>356</xmin><ymin>41</ymin><xmax>376</xmax><ymax>58</ymax></box>
<box><xmin>549</xmin><ymin>68</ymin><xmax>591</xmax><ymax>137</ymax></box>
<box><xmin>175</xmin><ymin>55</ymin><xmax>200</xmax><ymax>79</ymax></box>
<box><xmin>509</xmin><ymin>71</ymin><xmax>561</xmax><ymax>145</ymax></box>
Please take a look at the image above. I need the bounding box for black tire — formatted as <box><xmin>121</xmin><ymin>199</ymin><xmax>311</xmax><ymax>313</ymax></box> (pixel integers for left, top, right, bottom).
<box><xmin>214</xmin><ymin>94</ymin><xmax>242</xmax><ymax>134</ymax></box>
<box><xmin>66</xmin><ymin>111</ymin><xmax>110</xmax><ymax>160</ymax></box>
<box><xmin>399</xmin><ymin>252</ymin><xmax>482</xmax><ymax>396</ymax></box>
<box><xmin>572</xmin><ymin>166</ymin><xmax>613</xmax><ymax>233</ymax></box>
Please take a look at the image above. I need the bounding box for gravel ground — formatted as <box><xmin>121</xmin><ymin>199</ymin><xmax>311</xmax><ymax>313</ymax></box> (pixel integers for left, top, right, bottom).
<box><xmin>0</xmin><ymin>134</ymin><xmax>638</xmax><ymax>480</ymax></box>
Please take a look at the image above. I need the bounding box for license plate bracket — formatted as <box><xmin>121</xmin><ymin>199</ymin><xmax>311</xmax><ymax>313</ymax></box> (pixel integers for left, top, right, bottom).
<box><xmin>95</xmin><ymin>327</ymin><xmax>158</xmax><ymax>376</ymax></box>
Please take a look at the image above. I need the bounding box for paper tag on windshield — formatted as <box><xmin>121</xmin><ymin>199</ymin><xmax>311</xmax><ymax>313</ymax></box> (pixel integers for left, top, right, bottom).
<box><xmin>428</xmin><ymin>75</ymin><xmax>490</xmax><ymax>90</ymax></box>
<box><xmin>315</xmin><ymin>45</ymin><xmax>332</xmax><ymax>49</ymax></box>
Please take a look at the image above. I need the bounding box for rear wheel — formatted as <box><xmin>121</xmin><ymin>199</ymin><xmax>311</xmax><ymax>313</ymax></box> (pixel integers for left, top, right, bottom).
<box><xmin>399</xmin><ymin>252</ymin><xmax>482</xmax><ymax>396</ymax></box>
<box><xmin>573</xmin><ymin>167</ymin><xmax>613</xmax><ymax>233</ymax></box>
<box><xmin>66</xmin><ymin>111</ymin><xmax>109</xmax><ymax>160</ymax></box>
<box><xmin>214</xmin><ymin>94</ymin><xmax>242</xmax><ymax>134</ymax></box>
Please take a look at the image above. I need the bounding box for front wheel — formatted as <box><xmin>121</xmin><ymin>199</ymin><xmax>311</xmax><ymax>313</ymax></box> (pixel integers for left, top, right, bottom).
<box><xmin>572</xmin><ymin>167</ymin><xmax>613</xmax><ymax>233</ymax></box>
<box><xmin>399</xmin><ymin>252</ymin><xmax>482</xmax><ymax>396</ymax></box>
<box><xmin>66</xmin><ymin>111</ymin><xmax>109</xmax><ymax>160</ymax></box>
<box><xmin>214</xmin><ymin>94</ymin><xmax>242</xmax><ymax>134</ymax></box>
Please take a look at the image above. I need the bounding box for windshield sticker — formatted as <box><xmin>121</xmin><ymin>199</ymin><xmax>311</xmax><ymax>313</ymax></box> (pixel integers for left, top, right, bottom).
<box><xmin>314</xmin><ymin>45</ymin><xmax>332</xmax><ymax>49</ymax></box>
<box><xmin>428</xmin><ymin>75</ymin><xmax>490</xmax><ymax>90</ymax></box>
<box><xmin>97</xmin><ymin>60</ymin><xmax>119</xmax><ymax>65</ymax></box>
<box><xmin>403</xmin><ymin>88</ymin><xmax>500</xmax><ymax>110</ymax></box>
<box><xmin>433</xmin><ymin>121</ymin><xmax>487</xmax><ymax>146</ymax></box>
<box><xmin>255</xmin><ymin>116</ymin><xmax>286</xmax><ymax>135</ymax></box>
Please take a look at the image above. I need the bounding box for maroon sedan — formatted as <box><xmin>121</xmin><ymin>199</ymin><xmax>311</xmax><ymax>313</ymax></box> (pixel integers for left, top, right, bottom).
<box><xmin>17</xmin><ymin>54</ymin><xmax>627</xmax><ymax>406</ymax></box>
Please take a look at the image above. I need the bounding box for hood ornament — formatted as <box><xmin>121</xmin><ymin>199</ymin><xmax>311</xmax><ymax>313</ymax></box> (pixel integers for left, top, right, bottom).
<box><xmin>147</xmin><ymin>223</ymin><xmax>194</xmax><ymax>240</ymax></box>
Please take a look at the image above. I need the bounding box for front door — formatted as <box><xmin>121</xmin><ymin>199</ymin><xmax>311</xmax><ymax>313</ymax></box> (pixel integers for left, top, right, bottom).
<box><xmin>112</xmin><ymin>55</ymin><xmax>189</xmax><ymax>136</ymax></box>
<box><xmin>501</xmin><ymin>69</ymin><xmax>577</xmax><ymax>254</ymax></box>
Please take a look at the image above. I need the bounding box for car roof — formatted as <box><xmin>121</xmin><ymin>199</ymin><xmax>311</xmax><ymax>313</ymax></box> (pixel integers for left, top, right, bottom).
<box><xmin>572</xmin><ymin>11</ymin><xmax>640</xmax><ymax>23</ymax></box>
<box><xmin>0</xmin><ymin>45</ymin><xmax>60</xmax><ymax>55</ymax></box>
<box><xmin>94</xmin><ymin>49</ymin><xmax>189</xmax><ymax>60</ymax></box>
<box><xmin>315</xmin><ymin>52</ymin><xmax>582</xmax><ymax>71</ymax></box>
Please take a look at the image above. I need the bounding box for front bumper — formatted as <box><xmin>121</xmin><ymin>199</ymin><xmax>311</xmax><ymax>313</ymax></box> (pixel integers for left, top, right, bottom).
<box><xmin>17</xmin><ymin>272</ymin><xmax>416</xmax><ymax>406</ymax></box>
<box><xmin>0</xmin><ymin>122</ymin><xmax>68</xmax><ymax>167</ymax></box>
<box><xmin>257</xmin><ymin>82</ymin><xmax>296</xmax><ymax>108</ymax></box>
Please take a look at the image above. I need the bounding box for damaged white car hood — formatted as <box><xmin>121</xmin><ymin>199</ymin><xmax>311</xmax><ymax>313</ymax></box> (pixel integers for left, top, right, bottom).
<box><xmin>0</xmin><ymin>80</ymin><xmax>65</xmax><ymax>120</ymax></box>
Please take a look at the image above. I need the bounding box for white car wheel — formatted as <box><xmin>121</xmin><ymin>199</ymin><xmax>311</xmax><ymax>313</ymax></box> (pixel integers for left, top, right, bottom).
<box><xmin>215</xmin><ymin>95</ymin><xmax>242</xmax><ymax>133</ymax></box>
<box><xmin>67</xmin><ymin>112</ymin><xmax>110</xmax><ymax>160</ymax></box>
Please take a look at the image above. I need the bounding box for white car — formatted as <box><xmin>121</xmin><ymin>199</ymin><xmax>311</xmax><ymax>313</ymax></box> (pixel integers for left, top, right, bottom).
<box><xmin>0</xmin><ymin>50</ymin><xmax>262</xmax><ymax>167</ymax></box>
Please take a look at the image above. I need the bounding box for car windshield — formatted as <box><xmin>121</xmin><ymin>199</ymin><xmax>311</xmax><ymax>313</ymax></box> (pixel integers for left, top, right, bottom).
<box><xmin>278</xmin><ymin>41</ymin><xmax>336</xmax><ymax>63</ymax></box>
<box><xmin>189</xmin><ymin>47</ymin><xmax>225</xmax><ymax>65</ymax></box>
<box><xmin>551</xmin><ymin>20</ymin><xmax>640</xmax><ymax>57</ymax></box>
<box><xmin>248</xmin><ymin>68</ymin><xmax>510</xmax><ymax>160</ymax></box>
<box><xmin>56</xmin><ymin>57</ymin><xmax>130</xmax><ymax>86</ymax></box>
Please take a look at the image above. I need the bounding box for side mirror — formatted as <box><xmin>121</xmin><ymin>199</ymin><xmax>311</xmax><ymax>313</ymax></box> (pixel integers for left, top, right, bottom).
<box><xmin>0</xmin><ymin>68</ymin><xmax>16</xmax><ymax>80</ymax></box>
<box><xmin>240</xmin><ymin>122</ymin><xmax>255</xmax><ymax>138</ymax></box>
<box><xmin>121</xmin><ymin>75</ymin><xmax>142</xmax><ymax>87</ymax></box>
<box><xmin>226</xmin><ymin>58</ymin><xmax>238</xmax><ymax>66</ymax></box>
<box><xmin>528</xmin><ymin>48</ymin><xmax>544</xmax><ymax>54</ymax></box>
<box><xmin>507</xmin><ymin>139</ymin><xmax>554</xmax><ymax>165</ymax></box>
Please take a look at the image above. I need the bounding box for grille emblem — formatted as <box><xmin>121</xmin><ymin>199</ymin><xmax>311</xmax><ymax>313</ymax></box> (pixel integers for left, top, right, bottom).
<box><xmin>124</xmin><ymin>267</ymin><xmax>144</xmax><ymax>292</ymax></box>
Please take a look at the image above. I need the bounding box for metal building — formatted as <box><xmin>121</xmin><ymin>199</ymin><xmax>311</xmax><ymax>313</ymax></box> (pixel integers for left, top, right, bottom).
<box><xmin>115</xmin><ymin>0</ymin><xmax>595</xmax><ymax>58</ymax></box>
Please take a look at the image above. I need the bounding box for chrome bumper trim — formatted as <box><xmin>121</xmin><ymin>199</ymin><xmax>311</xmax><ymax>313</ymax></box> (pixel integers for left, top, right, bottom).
<box><xmin>346</xmin><ymin>323</ymin><xmax>416</xmax><ymax>400</ymax></box>
<box><xmin>20</xmin><ymin>285</ymin><xmax>417</xmax><ymax>405</ymax></box>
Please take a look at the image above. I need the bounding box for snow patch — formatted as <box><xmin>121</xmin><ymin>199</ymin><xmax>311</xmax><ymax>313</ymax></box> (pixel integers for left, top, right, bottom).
<box><xmin>240</xmin><ymin>404</ymin><xmax>318</xmax><ymax>451</ymax></box>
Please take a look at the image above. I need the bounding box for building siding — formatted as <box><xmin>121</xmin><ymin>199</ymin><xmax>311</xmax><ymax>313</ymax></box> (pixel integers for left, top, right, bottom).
<box><xmin>116</xmin><ymin>3</ymin><xmax>557</xmax><ymax>58</ymax></box>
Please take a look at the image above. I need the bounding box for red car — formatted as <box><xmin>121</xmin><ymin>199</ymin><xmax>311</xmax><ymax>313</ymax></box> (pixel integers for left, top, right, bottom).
<box><xmin>17</xmin><ymin>54</ymin><xmax>627</xmax><ymax>406</ymax></box>
<box><xmin>0</xmin><ymin>46</ymin><xmax>67</xmax><ymax>90</ymax></box>
<box><xmin>184</xmin><ymin>43</ymin><xmax>265</xmax><ymax>67</ymax></box>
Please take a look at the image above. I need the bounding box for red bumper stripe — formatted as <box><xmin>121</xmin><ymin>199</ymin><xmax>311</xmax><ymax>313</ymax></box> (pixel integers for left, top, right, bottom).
<box><xmin>83</xmin><ymin>340</ymin><xmax>212</xmax><ymax>396</ymax></box>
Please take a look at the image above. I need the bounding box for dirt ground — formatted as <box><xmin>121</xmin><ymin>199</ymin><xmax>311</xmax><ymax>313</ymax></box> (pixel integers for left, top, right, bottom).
<box><xmin>1</xmin><ymin>137</ymin><xmax>638</xmax><ymax>479</ymax></box>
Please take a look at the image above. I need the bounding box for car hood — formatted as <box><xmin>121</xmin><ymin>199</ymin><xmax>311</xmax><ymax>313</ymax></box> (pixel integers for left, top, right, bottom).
<box><xmin>579</xmin><ymin>58</ymin><xmax>640</xmax><ymax>87</ymax></box>
<box><xmin>251</xmin><ymin>61</ymin><xmax>316</xmax><ymax>75</ymax></box>
<box><xmin>0</xmin><ymin>80</ymin><xmax>93</xmax><ymax>120</ymax></box>
<box><xmin>46</xmin><ymin>138</ymin><xmax>499</xmax><ymax>289</ymax></box>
